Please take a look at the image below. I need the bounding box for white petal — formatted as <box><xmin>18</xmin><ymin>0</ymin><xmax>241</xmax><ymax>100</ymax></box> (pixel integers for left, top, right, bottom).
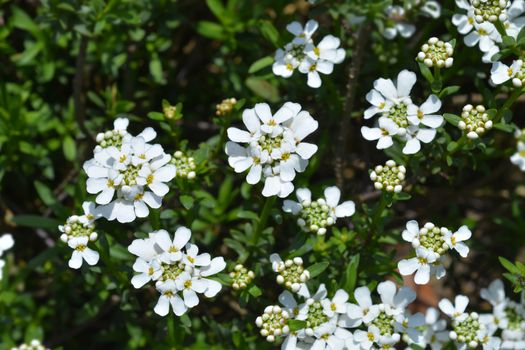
<box><xmin>131</xmin><ymin>273</ymin><xmax>151</xmax><ymax>289</ymax></box>
<box><xmin>134</xmin><ymin>200</ymin><xmax>149</xmax><ymax>218</ymax></box>
<box><xmin>354</xmin><ymin>286</ymin><xmax>372</xmax><ymax>307</ymax></box>
<box><xmin>254</xmin><ymin>103</ymin><xmax>272</xmax><ymax>123</ymax></box>
<box><xmin>324</xmin><ymin>186</ymin><xmax>341</xmax><ymax>207</ymax></box>
<box><xmin>335</xmin><ymin>201</ymin><xmax>355</xmax><ymax>217</ymax></box>
<box><xmin>307</xmin><ymin>71</ymin><xmax>322</xmax><ymax>88</ymax></box>
<box><xmin>396</xmin><ymin>70</ymin><xmax>417</xmax><ymax>98</ymax></box>
<box><xmin>82</xmin><ymin>248</ymin><xmax>100</xmax><ymax>266</ymax></box>
<box><xmin>417</xmin><ymin>128</ymin><xmax>437</xmax><ymax>143</ymax></box>
<box><xmin>174</xmin><ymin>227</ymin><xmax>192</xmax><ymax>248</ymax></box>
<box><xmin>295</xmin><ymin>143</ymin><xmax>318</xmax><ymax>159</ymax></box>
<box><xmin>154</xmin><ymin>295</ymin><xmax>170</xmax><ymax>316</ymax></box>
<box><xmin>142</xmin><ymin>192</ymin><xmax>162</xmax><ymax>209</ymax></box>
<box><xmin>414</xmin><ymin>264</ymin><xmax>431</xmax><ymax>284</ymax></box>
<box><xmin>68</xmin><ymin>251</ymin><xmax>83</xmax><ymax>269</ymax></box>
<box><xmin>455</xmin><ymin>295</ymin><xmax>469</xmax><ymax>314</ymax></box>
<box><xmin>398</xmin><ymin>258</ymin><xmax>420</xmax><ymax>276</ymax></box>
<box><xmin>262</xmin><ymin>176</ymin><xmax>281</xmax><ymax>197</ymax></box>
<box><xmin>377</xmin><ymin>136</ymin><xmax>394</xmax><ymax>149</ymax></box>
<box><xmin>403</xmin><ymin>138</ymin><xmax>421</xmax><ymax>154</ymax></box>
<box><xmin>455</xmin><ymin>226</ymin><xmax>472</xmax><ymax>241</ymax></box>
<box><xmin>227</xmin><ymin>127</ymin><xmax>252</xmax><ymax>143</ymax></box>
<box><xmin>183</xmin><ymin>289</ymin><xmax>199</xmax><ymax>308</ymax></box>
<box><xmin>361</xmin><ymin>127</ymin><xmax>382</xmax><ymax>141</ymax></box>
<box><xmin>246</xmin><ymin>164</ymin><xmax>262</xmax><ymax>185</ymax></box>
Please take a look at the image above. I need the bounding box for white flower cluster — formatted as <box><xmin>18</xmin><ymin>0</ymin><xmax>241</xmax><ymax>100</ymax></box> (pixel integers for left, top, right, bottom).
<box><xmin>439</xmin><ymin>295</ymin><xmax>500</xmax><ymax>349</ymax></box>
<box><xmin>128</xmin><ymin>227</ymin><xmax>226</xmax><ymax>316</ymax></box>
<box><xmin>406</xmin><ymin>307</ymin><xmax>450</xmax><ymax>349</ymax></box>
<box><xmin>361</xmin><ymin>70</ymin><xmax>444</xmax><ymax>155</ymax></box>
<box><xmin>343</xmin><ymin>281</ymin><xmax>424</xmax><ymax>349</ymax></box>
<box><xmin>58</xmin><ymin>202</ymin><xmax>100</xmax><ymax>269</ymax></box>
<box><xmin>256</xmin><ymin>280</ymin><xmax>430</xmax><ymax>350</ymax></box>
<box><xmin>417</xmin><ymin>37</ymin><xmax>455</xmax><ymax>68</ymax></box>
<box><xmin>398</xmin><ymin>220</ymin><xmax>472</xmax><ymax>284</ymax></box>
<box><xmin>491</xmin><ymin>59</ymin><xmax>525</xmax><ymax>87</ymax></box>
<box><xmin>458</xmin><ymin>104</ymin><xmax>493</xmax><ymax>139</ymax></box>
<box><xmin>260</xmin><ymin>284</ymin><xmax>352</xmax><ymax>349</ymax></box>
<box><xmin>370</xmin><ymin>160</ymin><xmax>406</xmax><ymax>193</ymax></box>
<box><xmin>510</xmin><ymin>128</ymin><xmax>525</xmax><ymax>171</ymax></box>
<box><xmin>382</xmin><ymin>1</ymin><xmax>442</xmax><ymax>40</ymax></box>
<box><xmin>170</xmin><ymin>151</ymin><xmax>196</xmax><ymax>179</ymax></box>
<box><xmin>282</xmin><ymin>186</ymin><xmax>355</xmax><ymax>235</ymax></box>
<box><xmin>229</xmin><ymin>264</ymin><xmax>255</xmax><ymax>290</ymax></box>
<box><xmin>270</xmin><ymin>254</ymin><xmax>310</xmax><ymax>294</ymax></box>
<box><xmin>10</xmin><ymin>340</ymin><xmax>47</xmax><ymax>350</ymax></box>
<box><xmin>480</xmin><ymin>279</ymin><xmax>525</xmax><ymax>349</ymax></box>
<box><xmin>453</xmin><ymin>0</ymin><xmax>525</xmax><ymax>63</ymax></box>
<box><xmin>0</xmin><ymin>233</ymin><xmax>14</xmax><ymax>281</ymax></box>
<box><xmin>272</xmin><ymin>20</ymin><xmax>345</xmax><ymax>88</ymax></box>
<box><xmin>225</xmin><ymin>102</ymin><xmax>318</xmax><ymax>198</ymax></box>
<box><xmin>84</xmin><ymin>117</ymin><xmax>176</xmax><ymax>223</ymax></box>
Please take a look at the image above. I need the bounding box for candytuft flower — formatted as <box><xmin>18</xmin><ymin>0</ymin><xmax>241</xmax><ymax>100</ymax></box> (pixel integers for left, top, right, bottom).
<box><xmin>225</xmin><ymin>102</ymin><xmax>318</xmax><ymax>198</ymax></box>
<box><xmin>229</xmin><ymin>264</ymin><xmax>255</xmax><ymax>290</ymax></box>
<box><xmin>417</xmin><ymin>37</ymin><xmax>454</xmax><ymax>68</ymax></box>
<box><xmin>0</xmin><ymin>233</ymin><xmax>14</xmax><ymax>281</ymax></box>
<box><xmin>369</xmin><ymin>160</ymin><xmax>406</xmax><ymax>193</ymax></box>
<box><xmin>270</xmin><ymin>254</ymin><xmax>310</xmax><ymax>293</ymax></box>
<box><xmin>282</xmin><ymin>186</ymin><xmax>355</xmax><ymax>235</ymax></box>
<box><xmin>128</xmin><ymin>227</ymin><xmax>225</xmax><ymax>317</ymax></box>
<box><xmin>84</xmin><ymin>118</ymin><xmax>176</xmax><ymax>223</ymax></box>
<box><xmin>272</xmin><ymin>20</ymin><xmax>345</xmax><ymax>88</ymax></box>
<box><xmin>458</xmin><ymin>104</ymin><xmax>493</xmax><ymax>139</ymax></box>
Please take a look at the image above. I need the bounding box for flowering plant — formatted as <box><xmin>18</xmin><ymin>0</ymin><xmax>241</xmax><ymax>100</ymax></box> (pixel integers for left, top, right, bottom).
<box><xmin>2</xmin><ymin>0</ymin><xmax>525</xmax><ymax>349</ymax></box>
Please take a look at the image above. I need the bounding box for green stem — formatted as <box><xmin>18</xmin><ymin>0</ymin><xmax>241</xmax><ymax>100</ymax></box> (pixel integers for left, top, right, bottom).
<box><xmin>495</xmin><ymin>20</ymin><xmax>508</xmax><ymax>38</ymax></box>
<box><xmin>371</xmin><ymin>192</ymin><xmax>389</xmax><ymax>231</ymax></box>
<box><xmin>167</xmin><ymin>312</ymin><xmax>176</xmax><ymax>344</ymax></box>
<box><xmin>495</xmin><ymin>88</ymin><xmax>524</xmax><ymax>123</ymax></box>
<box><xmin>251</xmin><ymin>196</ymin><xmax>276</xmax><ymax>246</ymax></box>
<box><xmin>432</xmin><ymin>67</ymin><xmax>442</xmax><ymax>94</ymax></box>
<box><xmin>215</xmin><ymin>112</ymin><xmax>233</xmax><ymax>157</ymax></box>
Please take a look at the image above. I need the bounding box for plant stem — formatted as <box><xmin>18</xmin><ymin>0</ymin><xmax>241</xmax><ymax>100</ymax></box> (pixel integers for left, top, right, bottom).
<box><xmin>335</xmin><ymin>21</ymin><xmax>371</xmax><ymax>191</ymax></box>
<box><xmin>251</xmin><ymin>196</ymin><xmax>276</xmax><ymax>246</ymax></box>
<box><xmin>495</xmin><ymin>20</ymin><xmax>508</xmax><ymax>38</ymax></box>
<box><xmin>167</xmin><ymin>312</ymin><xmax>176</xmax><ymax>344</ymax></box>
<box><xmin>364</xmin><ymin>192</ymin><xmax>390</xmax><ymax>246</ymax></box>
<box><xmin>215</xmin><ymin>112</ymin><xmax>233</xmax><ymax>157</ymax></box>
<box><xmin>495</xmin><ymin>88</ymin><xmax>524</xmax><ymax>123</ymax></box>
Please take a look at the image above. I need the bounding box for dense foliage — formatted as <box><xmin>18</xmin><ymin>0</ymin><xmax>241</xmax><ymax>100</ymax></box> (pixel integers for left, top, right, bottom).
<box><xmin>1</xmin><ymin>0</ymin><xmax>525</xmax><ymax>349</ymax></box>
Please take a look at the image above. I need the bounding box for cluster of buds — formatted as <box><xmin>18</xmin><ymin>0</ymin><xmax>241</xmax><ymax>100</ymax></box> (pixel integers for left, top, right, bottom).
<box><xmin>298</xmin><ymin>198</ymin><xmax>333</xmax><ymax>235</ymax></box>
<box><xmin>450</xmin><ymin>312</ymin><xmax>485</xmax><ymax>348</ymax></box>
<box><xmin>95</xmin><ymin>128</ymin><xmax>126</xmax><ymax>150</ymax></box>
<box><xmin>370</xmin><ymin>160</ymin><xmax>406</xmax><ymax>193</ymax></box>
<box><xmin>472</xmin><ymin>0</ymin><xmax>508</xmax><ymax>23</ymax></box>
<box><xmin>216</xmin><ymin>98</ymin><xmax>237</xmax><ymax>116</ymax></box>
<box><xmin>510</xmin><ymin>60</ymin><xmax>525</xmax><ymax>88</ymax></box>
<box><xmin>271</xmin><ymin>255</ymin><xmax>310</xmax><ymax>292</ymax></box>
<box><xmin>417</xmin><ymin>37</ymin><xmax>454</xmax><ymax>68</ymax></box>
<box><xmin>229</xmin><ymin>264</ymin><xmax>255</xmax><ymax>290</ymax></box>
<box><xmin>59</xmin><ymin>215</ymin><xmax>97</xmax><ymax>244</ymax></box>
<box><xmin>413</xmin><ymin>222</ymin><xmax>450</xmax><ymax>256</ymax></box>
<box><xmin>170</xmin><ymin>151</ymin><xmax>196</xmax><ymax>179</ymax></box>
<box><xmin>255</xmin><ymin>305</ymin><xmax>290</xmax><ymax>342</ymax></box>
<box><xmin>11</xmin><ymin>340</ymin><xmax>47</xmax><ymax>350</ymax></box>
<box><xmin>458</xmin><ymin>104</ymin><xmax>492</xmax><ymax>139</ymax></box>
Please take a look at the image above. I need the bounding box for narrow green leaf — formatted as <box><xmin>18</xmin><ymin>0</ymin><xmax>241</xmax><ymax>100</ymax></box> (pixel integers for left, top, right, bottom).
<box><xmin>341</xmin><ymin>255</ymin><xmax>360</xmax><ymax>292</ymax></box>
<box><xmin>288</xmin><ymin>320</ymin><xmax>307</xmax><ymax>332</ymax></box>
<box><xmin>248</xmin><ymin>56</ymin><xmax>273</xmax><ymax>74</ymax></box>
<box><xmin>180</xmin><ymin>195</ymin><xmax>195</xmax><ymax>210</ymax></box>
<box><xmin>62</xmin><ymin>136</ymin><xmax>76</xmax><ymax>161</ymax></box>
<box><xmin>418</xmin><ymin>62</ymin><xmax>434</xmax><ymax>84</ymax></box>
<box><xmin>443</xmin><ymin>113</ymin><xmax>461</xmax><ymax>127</ymax></box>
<box><xmin>196</xmin><ymin>21</ymin><xmax>226</xmax><ymax>40</ymax></box>
<box><xmin>34</xmin><ymin>181</ymin><xmax>55</xmax><ymax>206</ymax></box>
<box><xmin>307</xmin><ymin>261</ymin><xmax>329</xmax><ymax>279</ymax></box>
<box><xmin>248</xmin><ymin>285</ymin><xmax>262</xmax><ymax>297</ymax></box>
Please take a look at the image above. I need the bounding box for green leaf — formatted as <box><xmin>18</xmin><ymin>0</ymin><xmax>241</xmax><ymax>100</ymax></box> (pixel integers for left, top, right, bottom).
<box><xmin>341</xmin><ymin>254</ymin><xmax>360</xmax><ymax>292</ymax></box>
<box><xmin>248</xmin><ymin>56</ymin><xmax>273</xmax><ymax>74</ymax></box>
<box><xmin>443</xmin><ymin>113</ymin><xmax>461</xmax><ymax>127</ymax></box>
<box><xmin>196</xmin><ymin>21</ymin><xmax>227</xmax><ymax>40</ymax></box>
<box><xmin>307</xmin><ymin>261</ymin><xmax>329</xmax><ymax>279</ymax></box>
<box><xmin>502</xmin><ymin>35</ymin><xmax>516</xmax><ymax>48</ymax></box>
<box><xmin>418</xmin><ymin>62</ymin><xmax>434</xmax><ymax>84</ymax></box>
<box><xmin>248</xmin><ymin>285</ymin><xmax>262</xmax><ymax>297</ymax></box>
<box><xmin>180</xmin><ymin>195</ymin><xmax>195</xmax><ymax>210</ymax></box>
<box><xmin>149</xmin><ymin>56</ymin><xmax>166</xmax><ymax>85</ymax></box>
<box><xmin>206</xmin><ymin>0</ymin><xmax>227</xmax><ymax>23</ymax></box>
<box><xmin>12</xmin><ymin>215</ymin><xmax>62</xmax><ymax>231</ymax></box>
<box><xmin>493</xmin><ymin>122</ymin><xmax>515</xmax><ymax>133</ymax></box>
<box><xmin>500</xmin><ymin>257</ymin><xmax>520</xmax><ymax>274</ymax></box>
<box><xmin>246</xmin><ymin>77</ymin><xmax>279</xmax><ymax>103</ymax></box>
<box><xmin>147</xmin><ymin>112</ymin><xmax>165</xmax><ymax>121</ymax></box>
<box><xmin>439</xmin><ymin>85</ymin><xmax>460</xmax><ymax>98</ymax></box>
<box><xmin>34</xmin><ymin>181</ymin><xmax>55</xmax><ymax>206</ymax></box>
<box><xmin>259</xmin><ymin>20</ymin><xmax>280</xmax><ymax>47</ymax></box>
<box><xmin>62</xmin><ymin>136</ymin><xmax>76</xmax><ymax>161</ymax></box>
<box><xmin>287</xmin><ymin>320</ymin><xmax>307</xmax><ymax>332</ymax></box>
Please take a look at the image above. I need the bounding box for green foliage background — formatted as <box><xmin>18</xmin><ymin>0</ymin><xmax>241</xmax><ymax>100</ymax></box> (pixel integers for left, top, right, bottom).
<box><xmin>0</xmin><ymin>0</ymin><xmax>524</xmax><ymax>349</ymax></box>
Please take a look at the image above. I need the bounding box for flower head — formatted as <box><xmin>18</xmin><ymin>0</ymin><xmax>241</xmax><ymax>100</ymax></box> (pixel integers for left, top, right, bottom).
<box><xmin>370</xmin><ymin>160</ymin><xmax>406</xmax><ymax>193</ymax></box>
<box><xmin>170</xmin><ymin>150</ymin><xmax>197</xmax><ymax>179</ymax></box>
<box><xmin>270</xmin><ymin>254</ymin><xmax>310</xmax><ymax>293</ymax></box>
<box><xmin>216</xmin><ymin>97</ymin><xmax>237</xmax><ymax>116</ymax></box>
<box><xmin>458</xmin><ymin>104</ymin><xmax>493</xmax><ymax>139</ymax></box>
<box><xmin>417</xmin><ymin>37</ymin><xmax>454</xmax><ymax>68</ymax></box>
<box><xmin>255</xmin><ymin>305</ymin><xmax>291</xmax><ymax>342</ymax></box>
<box><xmin>229</xmin><ymin>264</ymin><xmax>255</xmax><ymax>290</ymax></box>
<box><xmin>128</xmin><ymin>227</ymin><xmax>225</xmax><ymax>317</ymax></box>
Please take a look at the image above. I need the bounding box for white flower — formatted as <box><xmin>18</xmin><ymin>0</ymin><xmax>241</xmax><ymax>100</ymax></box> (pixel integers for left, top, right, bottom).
<box><xmin>453</xmin><ymin>1</ymin><xmax>476</xmax><ymax>35</ymax></box>
<box><xmin>271</xmin><ymin>20</ymin><xmax>345</xmax><ymax>88</ymax></box>
<box><xmin>491</xmin><ymin>60</ymin><xmax>524</xmax><ymax>87</ymax></box>
<box><xmin>154</xmin><ymin>280</ymin><xmax>187</xmax><ymax>316</ymax></box>
<box><xmin>406</xmin><ymin>95</ymin><xmax>443</xmax><ymax>128</ymax></box>
<box><xmin>444</xmin><ymin>225</ymin><xmax>472</xmax><ymax>258</ymax></box>
<box><xmin>420</xmin><ymin>1</ymin><xmax>442</xmax><ymax>18</ymax></box>
<box><xmin>175</xmin><ymin>271</ymin><xmax>209</xmax><ymax>308</ymax></box>
<box><xmin>464</xmin><ymin>22</ymin><xmax>500</xmax><ymax>53</ymax></box>
<box><xmin>311</xmin><ymin>321</ymin><xmax>346</xmax><ymax>350</ymax></box>
<box><xmin>403</xmin><ymin>125</ymin><xmax>437</xmax><ymax>155</ymax></box>
<box><xmin>0</xmin><ymin>233</ymin><xmax>14</xmax><ymax>257</ymax></box>
<box><xmin>361</xmin><ymin>117</ymin><xmax>399</xmax><ymax>150</ymax></box>
<box><xmin>282</xmin><ymin>186</ymin><xmax>355</xmax><ymax>235</ymax></box>
<box><xmin>85</xmin><ymin>123</ymin><xmax>175</xmax><ymax>223</ymax></box>
<box><xmin>511</xmin><ymin>142</ymin><xmax>525</xmax><ymax>171</ymax></box>
<box><xmin>395</xmin><ymin>311</ymin><xmax>426</xmax><ymax>342</ymax></box>
<box><xmin>128</xmin><ymin>227</ymin><xmax>226</xmax><ymax>317</ymax></box>
<box><xmin>225</xmin><ymin>102</ymin><xmax>318</xmax><ymax>198</ymax></box>
<box><xmin>67</xmin><ymin>236</ymin><xmax>100</xmax><ymax>269</ymax></box>
<box><xmin>354</xmin><ymin>325</ymin><xmax>380</xmax><ymax>349</ymax></box>
<box><xmin>398</xmin><ymin>246</ymin><xmax>438</xmax><ymax>285</ymax></box>
<box><xmin>439</xmin><ymin>295</ymin><xmax>470</xmax><ymax>320</ymax></box>
<box><xmin>286</xmin><ymin>20</ymin><xmax>319</xmax><ymax>42</ymax></box>
<box><xmin>344</xmin><ymin>286</ymin><xmax>380</xmax><ymax>327</ymax></box>
<box><xmin>321</xmin><ymin>289</ymin><xmax>349</xmax><ymax>317</ymax></box>
<box><xmin>383</xmin><ymin>6</ymin><xmax>416</xmax><ymax>40</ymax></box>
<box><xmin>154</xmin><ymin>227</ymin><xmax>192</xmax><ymax>262</ymax></box>
<box><xmin>131</xmin><ymin>258</ymin><xmax>162</xmax><ymax>288</ymax></box>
